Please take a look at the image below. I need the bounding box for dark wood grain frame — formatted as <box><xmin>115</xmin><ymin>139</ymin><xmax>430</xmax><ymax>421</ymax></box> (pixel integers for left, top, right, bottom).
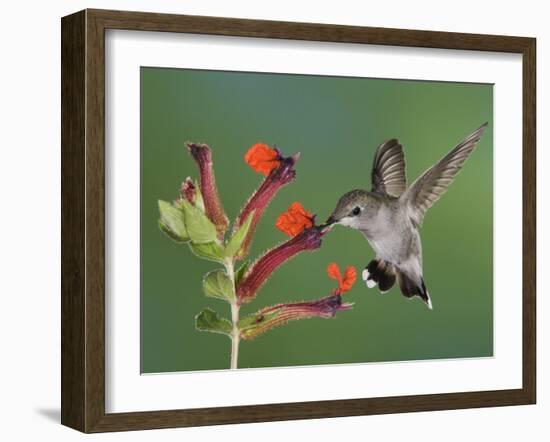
<box><xmin>61</xmin><ymin>8</ymin><xmax>536</xmax><ymax>433</ymax></box>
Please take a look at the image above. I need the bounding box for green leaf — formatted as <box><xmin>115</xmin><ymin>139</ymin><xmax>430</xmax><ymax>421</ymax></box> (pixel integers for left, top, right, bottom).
<box><xmin>234</xmin><ymin>260</ymin><xmax>250</xmax><ymax>286</ymax></box>
<box><xmin>202</xmin><ymin>269</ymin><xmax>235</xmax><ymax>301</ymax></box>
<box><xmin>224</xmin><ymin>211</ymin><xmax>255</xmax><ymax>258</ymax></box>
<box><xmin>179</xmin><ymin>199</ymin><xmax>217</xmax><ymax>244</ymax></box>
<box><xmin>158</xmin><ymin>200</ymin><xmax>189</xmax><ymax>243</ymax></box>
<box><xmin>188</xmin><ymin>241</ymin><xmax>225</xmax><ymax>263</ymax></box>
<box><xmin>195</xmin><ymin>308</ymin><xmax>232</xmax><ymax>336</ymax></box>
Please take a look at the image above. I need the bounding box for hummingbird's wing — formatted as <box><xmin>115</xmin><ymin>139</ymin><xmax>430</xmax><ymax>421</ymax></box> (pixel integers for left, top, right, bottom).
<box><xmin>371</xmin><ymin>139</ymin><xmax>407</xmax><ymax>197</ymax></box>
<box><xmin>402</xmin><ymin>123</ymin><xmax>488</xmax><ymax>226</ymax></box>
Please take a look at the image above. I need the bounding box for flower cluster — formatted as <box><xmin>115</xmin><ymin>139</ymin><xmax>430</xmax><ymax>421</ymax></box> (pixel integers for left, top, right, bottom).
<box><xmin>159</xmin><ymin>140</ymin><xmax>356</xmax><ymax>369</ymax></box>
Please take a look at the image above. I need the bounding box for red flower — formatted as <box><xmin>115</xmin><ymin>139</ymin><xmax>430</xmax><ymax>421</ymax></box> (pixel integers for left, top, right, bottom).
<box><xmin>240</xmin><ymin>294</ymin><xmax>353</xmax><ymax>340</ymax></box>
<box><xmin>275</xmin><ymin>202</ymin><xmax>315</xmax><ymax>237</ymax></box>
<box><xmin>236</xmin><ymin>227</ymin><xmax>323</xmax><ymax>304</ymax></box>
<box><xmin>327</xmin><ymin>263</ymin><xmax>357</xmax><ymax>295</ymax></box>
<box><xmin>233</xmin><ymin>149</ymin><xmax>300</xmax><ymax>259</ymax></box>
<box><xmin>244</xmin><ymin>143</ymin><xmax>281</xmax><ymax>176</ymax></box>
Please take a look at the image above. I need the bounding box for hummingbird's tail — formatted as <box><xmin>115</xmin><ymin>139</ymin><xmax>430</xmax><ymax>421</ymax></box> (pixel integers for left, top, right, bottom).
<box><xmin>362</xmin><ymin>259</ymin><xmax>396</xmax><ymax>293</ymax></box>
<box><xmin>362</xmin><ymin>260</ymin><xmax>433</xmax><ymax>310</ymax></box>
<box><xmin>396</xmin><ymin>271</ymin><xmax>432</xmax><ymax>310</ymax></box>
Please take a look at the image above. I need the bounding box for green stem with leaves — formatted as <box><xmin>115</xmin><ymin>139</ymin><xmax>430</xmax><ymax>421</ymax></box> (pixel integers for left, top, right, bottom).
<box><xmin>160</xmin><ymin>142</ymin><xmax>351</xmax><ymax>371</ymax></box>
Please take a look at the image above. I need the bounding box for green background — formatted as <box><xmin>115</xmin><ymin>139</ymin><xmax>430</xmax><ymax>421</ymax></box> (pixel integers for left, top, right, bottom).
<box><xmin>141</xmin><ymin>67</ymin><xmax>493</xmax><ymax>373</ymax></box>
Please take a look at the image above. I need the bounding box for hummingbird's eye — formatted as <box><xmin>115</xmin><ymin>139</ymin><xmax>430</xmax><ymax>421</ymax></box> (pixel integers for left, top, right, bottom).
<box><xmin>352</xmin><ymin>206</ymin><xmax>361</xmax><ymax>216</ymax></box>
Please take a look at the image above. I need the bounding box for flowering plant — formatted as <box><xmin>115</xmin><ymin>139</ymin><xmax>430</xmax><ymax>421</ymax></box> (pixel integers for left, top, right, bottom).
<box><xmin>158</xmin><ymin>142</ymin><xmax>355</xmax><ymax>369</ymax></box>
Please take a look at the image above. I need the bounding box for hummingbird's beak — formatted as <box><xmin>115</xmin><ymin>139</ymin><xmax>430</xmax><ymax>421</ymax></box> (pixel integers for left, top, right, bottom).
<box><xmin>318</xmin><ymin>216</ymin><xmax>337</xmax><ymax>233</ymax></box>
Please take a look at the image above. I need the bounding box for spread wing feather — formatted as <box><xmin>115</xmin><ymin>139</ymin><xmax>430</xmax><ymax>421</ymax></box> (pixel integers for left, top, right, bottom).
<box><xmin>371</xmin><ymin>139</ymin><xmax>407</xmax><ymax>197</ymax></box>
<box><xmin>403</xmin><ymin>123</ymin><xmax>488</xmax><ymax>226</ymax></box>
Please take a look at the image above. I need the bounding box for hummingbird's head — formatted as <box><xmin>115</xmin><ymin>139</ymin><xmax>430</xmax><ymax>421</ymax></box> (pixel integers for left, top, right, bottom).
<box><xmin>323</xmin><ymin>189</ymin><xmax>373</xmax><ymax>231</ymax></box>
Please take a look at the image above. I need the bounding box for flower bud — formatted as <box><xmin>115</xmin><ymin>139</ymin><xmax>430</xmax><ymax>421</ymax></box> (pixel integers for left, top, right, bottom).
<box><xmin>187</xmin><ymin>143</ymin><xmax>229</xmax><ymax>238</ymax></box>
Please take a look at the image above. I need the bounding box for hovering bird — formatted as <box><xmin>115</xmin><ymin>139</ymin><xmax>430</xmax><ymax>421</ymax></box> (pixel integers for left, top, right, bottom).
<box><xmin>323</xmin><ymin>123</ymin><xmax>488</xmax><ymax>309</ymax></box>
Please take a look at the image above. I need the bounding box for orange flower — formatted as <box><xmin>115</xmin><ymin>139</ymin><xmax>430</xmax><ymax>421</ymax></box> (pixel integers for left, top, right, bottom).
<box><xmin>327</xmin><ymin>263</ymin><xmax>357</xmax><ymax>295</ymax></box>
<box><xmin>275</xmin><ymin>202</ymin><xmax>315</xmax><ymax>237</ymax></box>
<box><xmin>244</xmin><ymin>143</ymin><xmax>281</xmax><ymax>176</ymax></box>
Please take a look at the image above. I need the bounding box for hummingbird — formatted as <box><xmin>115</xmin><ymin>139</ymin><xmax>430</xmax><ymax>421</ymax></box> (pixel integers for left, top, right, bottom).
<box><xmin>323</xmin><ymin>123</ymin><xmax>488</xmax><ymax>309</ymax></box>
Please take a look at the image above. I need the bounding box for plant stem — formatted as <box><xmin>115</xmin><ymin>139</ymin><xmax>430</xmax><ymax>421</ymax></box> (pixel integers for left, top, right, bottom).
<box><xmin>225</xmin><ymin>259</ymin><xmax>240</xmax><ymax>369</ymax></box>
<box><xmin>230</xmin><ymin>301</ymin><xmax>240</xmax><ymax>369</ymax></box>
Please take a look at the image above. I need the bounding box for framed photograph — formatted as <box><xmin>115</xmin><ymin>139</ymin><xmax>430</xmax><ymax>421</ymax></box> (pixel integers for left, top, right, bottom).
<box><xmin>61</xmin><ymin>9</ymin><xmax>536</xmax><ymax>433</ymax></box>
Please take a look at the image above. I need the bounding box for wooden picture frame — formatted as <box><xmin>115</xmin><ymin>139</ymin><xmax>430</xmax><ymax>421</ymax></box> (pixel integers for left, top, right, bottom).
<box><xmin>61</xmin><ymin>8</ymin><xmax>536</xmax><ymax>433</ymax></box>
